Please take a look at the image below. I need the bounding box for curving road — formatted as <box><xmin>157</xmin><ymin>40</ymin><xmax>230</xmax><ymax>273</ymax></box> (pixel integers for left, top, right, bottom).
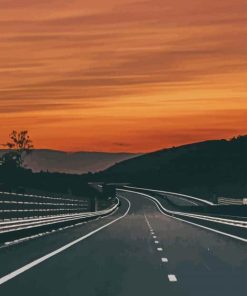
<box><xmin>0</xmin><ymin>190</ymin><xmax>246</xmax><ymax>296</ymax></box>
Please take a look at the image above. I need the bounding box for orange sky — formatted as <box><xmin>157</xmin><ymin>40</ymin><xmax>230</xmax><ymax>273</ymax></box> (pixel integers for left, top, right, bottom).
<box><xmin>0</xmin><ymin>0</ymin><xmax>246</xmax><ymax>152</ymax></box>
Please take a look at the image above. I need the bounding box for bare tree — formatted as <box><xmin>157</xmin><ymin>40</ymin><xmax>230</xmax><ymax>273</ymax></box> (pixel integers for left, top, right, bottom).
<box><xmin>1</xmin><ymin>130</ymin><xmax>33</xmax><ymax>168</ymax></box>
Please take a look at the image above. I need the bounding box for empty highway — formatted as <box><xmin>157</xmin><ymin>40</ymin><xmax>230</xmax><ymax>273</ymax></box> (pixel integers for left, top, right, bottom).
<box><xmin>0</xmin><ymin>190</ymin><xmax>246</xmax><ymax>296</ymax></box>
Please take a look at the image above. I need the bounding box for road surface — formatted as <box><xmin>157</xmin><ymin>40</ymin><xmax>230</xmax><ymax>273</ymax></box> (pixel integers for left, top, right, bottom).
<box><xmin>0</xmin><ymin>190</ymin><xmax>246</xmax><ymax>296</ymax></box>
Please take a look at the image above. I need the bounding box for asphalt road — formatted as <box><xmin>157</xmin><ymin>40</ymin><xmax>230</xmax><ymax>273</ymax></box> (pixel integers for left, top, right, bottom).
<box><xmin>160</xmin><ymin>193</ymin><xmax>201</xmax><ymax>206</ymax></box>
<box><xmin>0</xmin><ymin>190</ymin><xmax>246</xmax><ymax>296</ymax></box>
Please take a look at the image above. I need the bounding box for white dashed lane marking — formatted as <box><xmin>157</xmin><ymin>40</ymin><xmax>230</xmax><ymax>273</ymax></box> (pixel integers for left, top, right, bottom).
<box><xmin>168</xmin><ymin>274</ymin><xmax>177</xmax><ymax>282</ymax></box>
<box><xmin>144</xmin><ymin>214</ymin><xmax>177</xmax><ymax>283</ymax></box>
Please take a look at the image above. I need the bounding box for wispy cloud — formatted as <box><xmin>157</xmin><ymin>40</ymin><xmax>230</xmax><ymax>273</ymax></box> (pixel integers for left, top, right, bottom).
<box><xmin>0</xmin><ymin>0</ymin><xmax>246</xmax><ymax>151</ymax></box>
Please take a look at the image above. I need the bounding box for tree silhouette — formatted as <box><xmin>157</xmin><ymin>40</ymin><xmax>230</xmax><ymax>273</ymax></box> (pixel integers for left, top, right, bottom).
<box><xmin>1</xmin><ymin>130</ymin><xmax>33</xmax><ymax>169</ymax></box>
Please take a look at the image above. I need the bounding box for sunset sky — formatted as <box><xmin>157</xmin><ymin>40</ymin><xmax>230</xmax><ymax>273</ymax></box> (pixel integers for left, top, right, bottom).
<box><xmin>0</xmin><ymin>0</ymin><xmax>246</xmax><ymax>152</ymax></box>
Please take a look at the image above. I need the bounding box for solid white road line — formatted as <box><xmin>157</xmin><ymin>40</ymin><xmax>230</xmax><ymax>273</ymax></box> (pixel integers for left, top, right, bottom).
<box><xmin>119</xmin><ymin>189</ymin><xmax>247</xmax><ymax>243</ymax></box>
<box><xmin>0</xmin><ymin>196</ymin><xmax>131</xmax><ymax>286</ymax></box>
<box><xmin>0</xmin><ymin>202</ymin><xmax>120</xmax><ymax>235</ymax></box>
<box><xmin>124</xmin><ymin>185</ymin><xmax>214</xmax><ymax>205</ymax></box>
<box><xmin>0</xmin><ymin>212</ymin><xmax>92</xmax><ymax>226</ymax></box>
<box><xmin>168</xmin><ymin>274</ymin><xmax>177</xmax><ymax>282</ymax></box>
<box><xmin>1</xmin><ymin>203</ymin><xmax>120</xmax><ymax>250</ymax></box>
<box><xmin>127</xmin><ymin>190</ymin><xmax>247</xmax><ymax>226</ymax></box>
<box><xmin>171</xmin><ymin>212</ymin><xmax>247</xmax><ymax>226</ymax></box>
<box><xmin>161</xmin><ymin>258</ymin><xmax>168</xmax><ymax>263</ymax></box>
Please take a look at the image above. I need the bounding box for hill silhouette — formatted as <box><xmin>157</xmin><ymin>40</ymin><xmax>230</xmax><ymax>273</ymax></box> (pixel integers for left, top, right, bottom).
<box><xmin>93</xmin><ymin>136</ymin><xmax>247</xmax><ymax>200</ymax></box>
<box><xmin>0</xmin><ymin>149</ymin><xmax>139</xmax><ymax>174</ymax></box>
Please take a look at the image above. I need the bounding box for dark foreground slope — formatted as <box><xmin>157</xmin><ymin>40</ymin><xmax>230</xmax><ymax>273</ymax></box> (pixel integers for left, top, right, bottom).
<box><xmin>94</xmin><ymin>136</ymin><xmax>247</xmax><ymax>199</ymax></box>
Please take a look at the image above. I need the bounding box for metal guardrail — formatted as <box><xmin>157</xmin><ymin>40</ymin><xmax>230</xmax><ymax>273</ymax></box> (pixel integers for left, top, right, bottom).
<box><xmin>124</xmin><ymin>185</ymin><xmax>215</xmax><ymax>205</ymax></box>
<box><xmin>0</xmin><ymin>197</ymin><xmax>119</xmax><ymax>245</ymax></box>
<box><xmin>0</xmin><ymin>191</ymin><xmax>119</xmax><ymax>242</ymax></box>
<box><xmin>0</xmin><ymin>191</ymin><xmax>91</xmax><ymax>221</ymax></box>
<box><xmin>118</xmin><ymin>188</ymin><xmax>247</xmax><ymax>243</ymax></box>
<box><xmin>118</xmin><ymin>189</ymin><xmax>247</xmax><ymax>228</ymax></box>
<box><xmin>0</xmin><ymin>191</ymin><xmax>88</xmax><ymax>203</ymax></box>
<box><xmin>218</xmin><ymin>197</ymin><xmax>247</xmax><ymax>205</ymax></box>
<box><xmin>0</xmin><ymin>199</ymin><xmax>119</xmax><ymax>235</ymax></box>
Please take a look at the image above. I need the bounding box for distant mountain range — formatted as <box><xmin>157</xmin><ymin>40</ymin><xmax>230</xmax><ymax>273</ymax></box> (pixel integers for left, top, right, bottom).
<box><xmin>1</xmin><ymin>136</ymin><xmax>246</xmax><ymax>200</ymax></box>
<box><xmin>0</xmin><ymin>150</ymin><xmax>139</xmax><ymax>174</ymax></box>
<box><xmin>94</xmin><ymin>136</ymin><xmax>247</xmax><ymax>199</ymax></box>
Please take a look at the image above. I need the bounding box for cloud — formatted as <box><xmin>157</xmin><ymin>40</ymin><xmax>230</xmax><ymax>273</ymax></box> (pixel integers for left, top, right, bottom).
<box><xmin>0</xmin><ymin>0</ymin><xmax>246</xmax><ymax>151</ymax></box>
<box><xmin>112</xmin><ymin>142</ymin><xmax>131</xmax><ymax>147</ymax></box>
